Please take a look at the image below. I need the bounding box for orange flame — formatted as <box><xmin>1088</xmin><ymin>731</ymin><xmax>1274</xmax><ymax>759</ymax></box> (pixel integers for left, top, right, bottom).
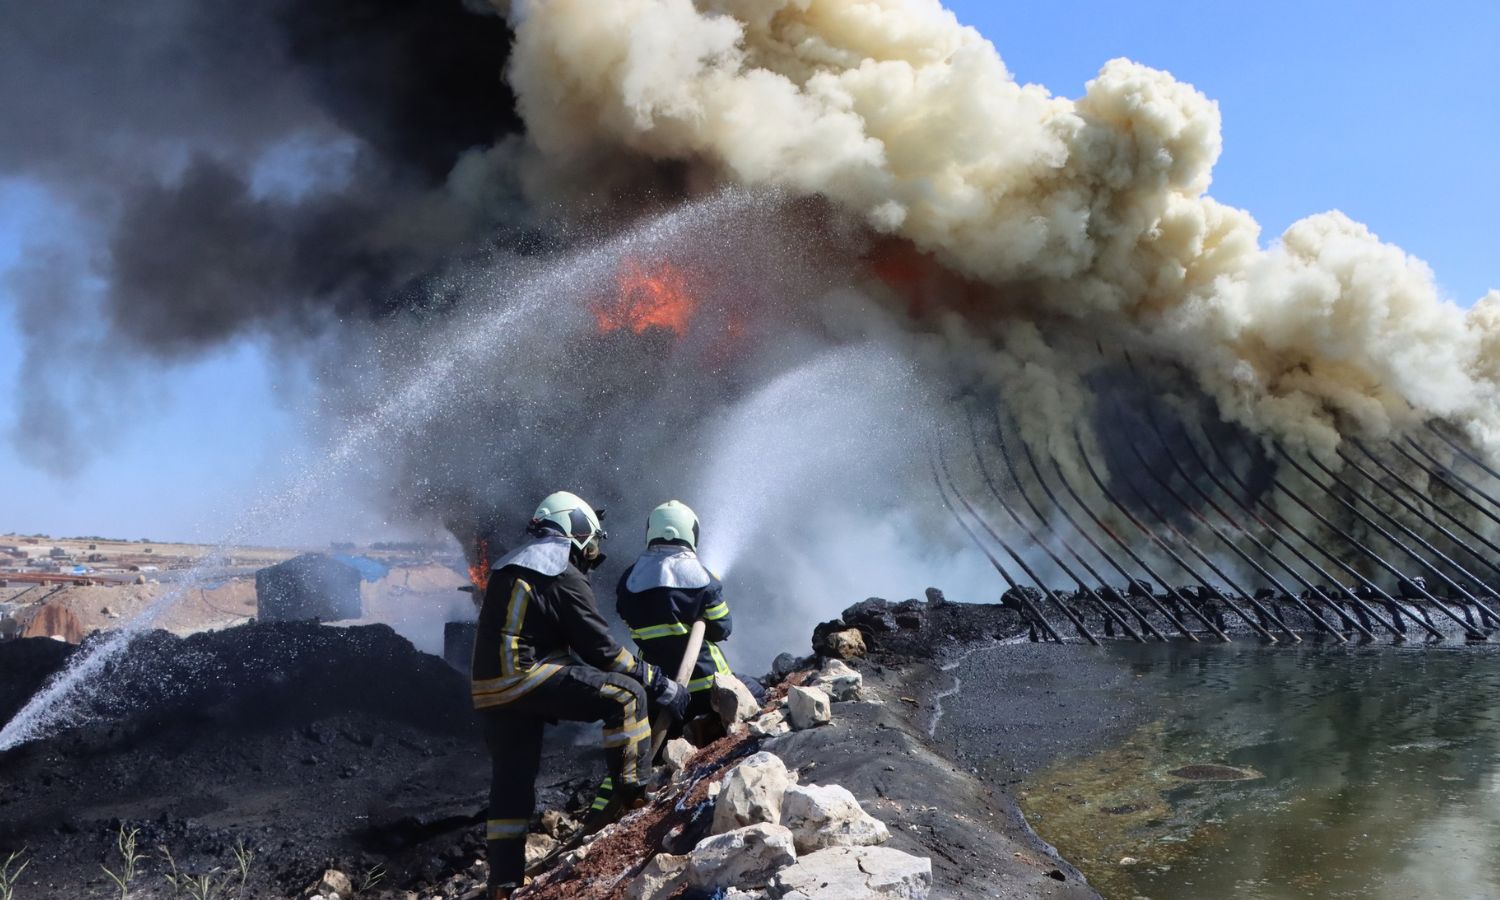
<box><xmin>594</xmin><ymin>260</ymin><xmax>696</xmax><ymax>336</ymax></box>
<box><xmin>468</xmin><ymin>538</ymin><xmax>490</xmax><ymax>592</ymax></box>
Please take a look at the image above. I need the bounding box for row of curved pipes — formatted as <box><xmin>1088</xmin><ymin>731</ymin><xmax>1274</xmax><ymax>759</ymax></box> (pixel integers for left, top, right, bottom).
<box><xmin>934</xmin><ymin>395</ymin><xmax>1500</xmax><ymax>645</ymax></box>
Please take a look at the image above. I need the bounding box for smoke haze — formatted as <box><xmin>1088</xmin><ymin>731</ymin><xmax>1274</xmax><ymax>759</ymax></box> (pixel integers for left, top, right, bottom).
<box><xmin>4</xmin><ymin>0</ymin><xmax>1499</xmax><ymax>666</ymax></box>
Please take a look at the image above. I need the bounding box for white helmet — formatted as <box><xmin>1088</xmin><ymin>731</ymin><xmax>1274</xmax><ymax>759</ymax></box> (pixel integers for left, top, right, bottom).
<box><xmin>646</xmin><ymin>500</ymin><xmax>700</xmax><ymax>549</ymax></box>
<box><xmin>532</xmin><ymin>491</ymin><xmax>607</xmax><ymax>556</ymax></box>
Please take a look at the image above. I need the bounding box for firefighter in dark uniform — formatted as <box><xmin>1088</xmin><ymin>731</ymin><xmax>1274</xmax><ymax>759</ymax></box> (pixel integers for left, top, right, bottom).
<box><xmin>472</xmin><ymin>491</ymin><xmax>688</xmax><ymax>900</ymax></box>
<box><xmin>615</xmin><ymin>501</ymin><xmax>731</xmax><ymax>726</ymax></box>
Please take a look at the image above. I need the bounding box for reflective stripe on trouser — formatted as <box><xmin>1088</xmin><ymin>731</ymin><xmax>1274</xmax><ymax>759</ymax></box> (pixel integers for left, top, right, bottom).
<box><xmin>479</xmin><ymin>664</ymin><xmax>650</xmax><ymax>888</ymax></box>
<box><xmin>591</xmin><ymin>776</ymin><xmax>614</xmax><ymax>812</ymax></box>
<box><xmin>687</xmin><ymin>642</ymin><xmax>732</xmax><ymax>693</ymax></box>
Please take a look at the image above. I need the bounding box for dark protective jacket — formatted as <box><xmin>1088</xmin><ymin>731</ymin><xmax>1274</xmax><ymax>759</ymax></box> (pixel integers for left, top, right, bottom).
<box><xmin>472</xmin><ymin>532</ymin><xmax>640</xmax><ymax>710</ymax></box>
<box><xmin>615</xmin><ymin>544</ymin><xmax>731</xmax><ymax>693</ymax></box>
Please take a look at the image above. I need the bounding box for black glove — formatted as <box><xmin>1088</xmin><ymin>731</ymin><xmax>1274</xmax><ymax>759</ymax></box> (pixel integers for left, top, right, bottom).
<box><xmin>654</xmin><ymin>676</ymin><xmax>690</xmax><ymax>721</ymax></box>
<box><xmin>636</xmin><ymin>660</ymin><xmax>690</xmax><ymax>720</ymax></box>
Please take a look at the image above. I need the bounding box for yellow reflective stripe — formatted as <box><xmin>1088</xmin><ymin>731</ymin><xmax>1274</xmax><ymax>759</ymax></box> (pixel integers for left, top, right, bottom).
<box><xmin>599</xmin><ymin>684</ymin><xmax>639</xmax><ymax>719</ymax></box>
<box><xmin>600</xmin><ymin>682</ymin><xmax>637</xmax><ymax>704</ymax></box>
<box><xmin>602</xmin><ymin>718</ymin><xmax>651</xmax><ymax>747</ymax></box>
<box><xmin>680</xmin><ymin>642</ymin><xmax>729</xmax><ymax>692</ymax></box>
<box><xmin>500</xmin><ymin>579</ymin><xmax>532</xmax><ymax>676</ymax></box>
<box><xmin>591</xmin><ymin>796</ymin><xmax>609</xmax><ymax>811</ymax></box>
<box><xmin>471</xmin><ymin>661</ymin><xmax>563</xmax><ymax>707</ymax></box>
<box><xmin>609</xmin><ymin>646</ymin><xmax>636</xmax><ymax>674</ymax></box>
<box><xmin>630</xmin><ymin>622</ymin><xmax>690</xmax><ymax>641</ymax></box>
<box><xmin>486</xmin><ymin>818</ymin><xmax>529</xmax><ymax>840</ymax></box>
<box><xmin>703</xmin><ymin>602</ymin><xmax>729</xmax><ymax>621</ymax></box>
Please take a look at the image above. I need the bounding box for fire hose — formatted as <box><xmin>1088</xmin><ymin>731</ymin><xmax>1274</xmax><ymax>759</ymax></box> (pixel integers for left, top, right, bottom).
<box><xmin>649</xmin><ymin>619</ymin><xmax>707</xmax><ymax>761</ymax></box>
<box><xmin>524</xmin><ymin>620</ymin><xmax>709</xmax><ymax>883</ymax></box>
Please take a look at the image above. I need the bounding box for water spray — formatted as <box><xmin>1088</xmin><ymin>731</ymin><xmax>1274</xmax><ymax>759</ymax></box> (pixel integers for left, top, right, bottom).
<box><xmin>0</xmin><ymin>192</ymin><xmax>765</xmax><ymax>752</ymax></box>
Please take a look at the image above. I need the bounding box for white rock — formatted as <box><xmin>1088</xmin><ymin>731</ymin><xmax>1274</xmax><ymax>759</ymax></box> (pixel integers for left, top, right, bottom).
<box><xmin>626</xmin><ymin>853</ymin><xmax>689</xmax><ymax>900</ymax></box>
<box><xmin>780</xmin><ymin>784</ymin><xmax>891</xmax><ymax>853</ymax></box>
<box><xmin>786</xmin><ymin>686</ymin><xmax>832</xmax><ymax>730</ymax></box>
<box><xmin>687</xmin><ymin>823</ymin><xmax>797</xmax><ymax>891</ymax></box>
<box><xmin>524</xmin><ymin>832</ymin><xmax>558</xmax><ymax>869</ymax></box>
<box><xmin>664</xmin><ymin>737</ymin><xmax>696</xmax><ymax>773</ymax></box>
<box><xmin>541</xmin><ymin>808</ymin><xmax>580</xmax><ymax>840</ymax></box>
<box><xmin>713</xmin><ymin>751</ymin><xmax>792</xmax><ymax>833</ymax></box>
<box><xmin>316</xmin><ymin>870</ymin><xmax>353</xmax><ymax>898</ymax></box>
<box><xmin>712</xmin><ymin>672</ymin><xmax>762</xmax><ymax>727</ymax></box>
<box><xmin>814</xmin><ymin>659</ymin><xmax>863</xmax><ymax>702</ymax></box>
<box><xmin>749</xmin><ymin>709</ymin><xmax>790</xmax><ymax>738</ymax></box>
<box><xmin>769</xmin><ymin>846</ymin><xmax>932</xmax><ymax>899</ymax></box>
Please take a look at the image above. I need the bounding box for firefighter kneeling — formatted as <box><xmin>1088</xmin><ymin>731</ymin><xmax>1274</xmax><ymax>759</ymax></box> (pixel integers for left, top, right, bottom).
<box><xmin>616</xmin><ymin>500</ymin><xmax>732</xmax><ymax>731</ymax></box>
<box><xmin>472</xmin><ymin>491</ymin><xmax>689</xmax><ymax>900</ymax></box>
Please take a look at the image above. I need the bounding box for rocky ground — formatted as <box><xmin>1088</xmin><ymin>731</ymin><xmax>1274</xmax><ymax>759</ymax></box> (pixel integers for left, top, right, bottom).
<box><xmin>0</xmin><ymin>590</ymin><xmax>1134</xmax><ymax>899</ymax></box>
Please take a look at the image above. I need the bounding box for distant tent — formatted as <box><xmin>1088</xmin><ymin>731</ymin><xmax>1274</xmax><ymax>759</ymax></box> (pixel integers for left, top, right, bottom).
<box><xmin>331</xmin><ymin>554</ymin><xmax>391</xmax><ymax>582</ymax></box>
<box><xmin>255</xmin><ymin>554</ymin><xmax>363</xmax><ymax>623</ymax></box>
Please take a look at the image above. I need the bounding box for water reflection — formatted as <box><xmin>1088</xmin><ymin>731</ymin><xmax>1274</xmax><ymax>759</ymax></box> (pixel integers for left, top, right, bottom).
<box><xmin>1020</xmin><ymin>642</ymin><xmax>1500</xmax><ymax>899</ymax></box>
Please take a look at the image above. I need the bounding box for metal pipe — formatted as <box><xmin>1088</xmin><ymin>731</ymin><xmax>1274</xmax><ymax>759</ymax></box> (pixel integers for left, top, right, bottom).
<box><xmin>1260</xmin><ymin>444</ymin><xmax>1486</xmax><ymax>639</ymax></box>
<box><xmin>1195</xmin><ymin>429</ymin><xmax>1434</xmax><ymax>640</ymax></box>
<box><xmin>1296</xmin><ymin>450</ymin><xmax>1500</xmax><ymax>627</ymax></box>
<box><xmin>937</xmin><ymin>445</ymin><xmax>1101</xmax><ymax>646</ymax></box>
<box><xmin>1120</xmin><ymin>431</ymin><xmax>1328</xmax><ymax>641</ymax></box>
<box><xmin>966</xmin><ymin>410</ymin><xmax>1147</xmax><ymax>642</ymax></box>
<box><xmin>1094</xmin><ymin>434</ymin><xmax>1282</xmax><ymax>642</ymax></box>
<box><xmin>1399</xmin><ymin>439</ymin><xmax>1500</xmax><ymax>531</ymax></box>
<box><xmin>929</xmin><ymin>451</ymin><xmax>1065</xmax><ymax>643</ymax></box>
<box><xmin>1138</xmin><ymin>409</ymin><xmax>1355</xmax><ymax>640</ymax></box>
<box><xmin>986</xmin><ymin>412</ymin><xmax>1164</xmax><ymax>641</ymax></box>
<box><xmin>1345</xmin><ymin>441</ymin><xmax>1500</xmax><ymax>588</ymax></box>
<box><xmin>1057</xmin><ymin>435</ymin><xmax>1233</xmax><ymax>641</ymax></box>
<box><xmin>1428</xmin><ymin>422</ymin><xmax>1500</xmax><ymax>485</ymax></box>
<box><xmin>1372</xmin><ymin>440</ymin><xmax>1500</xmax><ymax>568</ymax></box>
<box><xmin>1004</xmin><ymin>420</ymin><xmax>1195</xmax><ymax>641</ymax></box>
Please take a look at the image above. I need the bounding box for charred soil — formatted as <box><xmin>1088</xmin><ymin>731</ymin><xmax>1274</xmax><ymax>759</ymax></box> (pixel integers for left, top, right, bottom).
<box><xmin>0</xmin><ymin>594</ymin><xmax>1131</xmax><ymax>898</ymax></box>
<box><xmin>0</xmin><ymin>623</ymin><xmax>598</xmax><ymax>898</ymax></box>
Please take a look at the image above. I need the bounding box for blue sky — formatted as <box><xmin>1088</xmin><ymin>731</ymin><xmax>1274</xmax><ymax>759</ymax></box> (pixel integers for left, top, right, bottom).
<box><xmin>3</xmin><ymin>1</ymin><xmax>1496</xmax><ymax>542</ymax></box>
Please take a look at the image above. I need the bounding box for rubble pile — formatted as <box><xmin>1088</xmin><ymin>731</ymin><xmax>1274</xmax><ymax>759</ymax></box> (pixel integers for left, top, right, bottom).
<box><xmin>512</xmin><ymin>650</ymin><xmax>932</xmax><ymax>900</ymax></box>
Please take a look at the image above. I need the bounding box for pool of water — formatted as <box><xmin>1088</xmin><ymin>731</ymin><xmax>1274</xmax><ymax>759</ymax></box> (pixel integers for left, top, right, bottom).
<box><xmin>1018</xmin><ymin>642</ymin><xmax>1500</xmax><ymax>899</ymax></box>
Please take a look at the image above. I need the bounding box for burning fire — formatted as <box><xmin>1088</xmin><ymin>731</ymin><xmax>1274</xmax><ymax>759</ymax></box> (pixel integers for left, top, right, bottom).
<box><xmin>594</xmin><ymin>259</ymin><xmax>696</xmax><ymax>336</ymax></box>
<box><xmin>468</xmin><ymin>538</ymin><xmax>490</xmax><ymax>593</ymax></box>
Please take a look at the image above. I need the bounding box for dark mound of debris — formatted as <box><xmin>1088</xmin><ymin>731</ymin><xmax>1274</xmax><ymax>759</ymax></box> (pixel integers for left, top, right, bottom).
<box><xmin>0</xmin><ymin>636</ymin><xmax>74</xmax><ymax>724</ymax></box>
<box><xmin>810</xmin><ymin>588</ymin><xmax>1022</xmax><ymax>664</ymax></box>
<box><xmin>0</xmin><ymin>621</ymin><xmax>596</xmax><ymax>897</ymax></box>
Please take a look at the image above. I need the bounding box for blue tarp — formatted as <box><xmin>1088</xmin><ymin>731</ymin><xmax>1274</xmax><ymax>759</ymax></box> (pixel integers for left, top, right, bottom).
<box><xmin>332</xmin><ymin>554</ymin><xmax>390</xmax><ymax>582</ymax></box>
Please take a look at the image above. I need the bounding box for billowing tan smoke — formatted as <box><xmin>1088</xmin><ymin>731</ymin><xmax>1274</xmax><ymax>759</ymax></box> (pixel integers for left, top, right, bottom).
<box><xmin>503</xmin><ymin>0</ymin><xmax>1499</xmax><ymax>459</ymax></box>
